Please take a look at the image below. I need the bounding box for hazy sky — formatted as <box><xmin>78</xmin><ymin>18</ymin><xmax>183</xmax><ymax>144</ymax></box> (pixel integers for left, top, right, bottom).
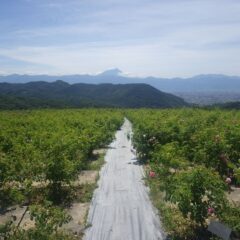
<box><xmin>0</xmin><ymin>0</ymin><xmax>240</xmax><ymax>77</ymax></box>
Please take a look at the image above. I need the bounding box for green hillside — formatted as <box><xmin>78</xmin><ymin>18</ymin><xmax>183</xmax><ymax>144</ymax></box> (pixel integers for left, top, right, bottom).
<box><xmin>0</xmin><ymin>81</ymin><xmax>187</xmax><ymax>109</ymax></box>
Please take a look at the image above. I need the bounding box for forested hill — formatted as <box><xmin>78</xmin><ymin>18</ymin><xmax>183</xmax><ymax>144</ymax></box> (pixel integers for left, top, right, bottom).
<box><xmin>1</xmin><ymin>72</ymin><xmax>240</xmax><ymax>92</ymax></box>
<box><xmin>0</xmin><ymin>81</ymin><xmax>187</xmax><ymax>109</ymax></box>
<box><xmin>216</xmin><ymin>101</ymin><xmax>240</xmax><ymax>109</ymax></box>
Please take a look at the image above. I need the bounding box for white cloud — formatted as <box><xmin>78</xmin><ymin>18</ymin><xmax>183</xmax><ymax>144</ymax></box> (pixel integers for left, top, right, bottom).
<box><xmin>1</xmin><ymin>35</ymin><xmax>240</xmax><ymax>77</ymax></box>
<box><xmin>1</xmin><ymin>0</ymin><xmax>240</xmax><ymax>76</ymax></box>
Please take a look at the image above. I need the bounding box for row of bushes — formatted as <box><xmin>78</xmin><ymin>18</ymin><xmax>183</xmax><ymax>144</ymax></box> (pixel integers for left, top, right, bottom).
<box><xmin>128</xmin><ymin>109</ymin><xmax>240</xmax><ymax>239</ymax></box>
<box><xmin>0</xmin><ymin>109</ymin><xmax>123</xmax><ymax>239</ymax></box>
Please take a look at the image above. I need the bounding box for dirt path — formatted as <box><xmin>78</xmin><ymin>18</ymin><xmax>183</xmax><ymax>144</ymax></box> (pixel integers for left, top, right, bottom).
<box><xmin>84</xmin><ymin>119</ymin><xmax>165</xmax><ymax>240</ymax></box>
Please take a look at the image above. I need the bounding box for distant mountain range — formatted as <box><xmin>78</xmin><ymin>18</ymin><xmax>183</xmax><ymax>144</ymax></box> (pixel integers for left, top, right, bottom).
<box><xmin>1</xmin><ymin>69</ymin><xmax>240</xmax><ymax>93</ymax></box>
<box><xmin>1</xmin><ymin>69</ymin><xmax>240</xmax><ymax>105</ymax></box>
<box><xmin>0</xmin><ymin>81</ymin><xmax>187</xmax><ymax>109</ymax></box>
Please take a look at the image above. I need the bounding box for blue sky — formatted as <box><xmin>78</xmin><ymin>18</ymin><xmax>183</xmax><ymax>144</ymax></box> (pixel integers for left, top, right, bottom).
<box><xmin>0</xmin><ymin>0</ymin><xmax>240</xmax><ymax>77</ymax></box>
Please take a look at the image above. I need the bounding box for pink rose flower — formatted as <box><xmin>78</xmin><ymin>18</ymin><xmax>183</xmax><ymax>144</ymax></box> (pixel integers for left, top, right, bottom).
<box><xmin>208</xmin><ymin>207</ymin><xmax>214</xmax><ymax>215</ymax></box>
<box><xmin>149</xmin><ymin>171</ymin><xmax>156</xmax><ymax>178</ymax></box>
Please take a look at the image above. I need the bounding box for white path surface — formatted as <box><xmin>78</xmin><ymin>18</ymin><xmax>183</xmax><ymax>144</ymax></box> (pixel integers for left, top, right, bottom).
<box><xmin>84</xmin><ymin>119</ymin><xmax>165</xmax><ymax>240</ymax></box>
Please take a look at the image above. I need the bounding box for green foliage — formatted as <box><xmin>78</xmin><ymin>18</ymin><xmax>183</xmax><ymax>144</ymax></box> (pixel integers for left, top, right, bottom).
<box><xmin>28</xmin><ymin>201</ymin><xmax>71</xmax><ymax>237</ymax></box>
<box><xmin>168</xmin><ymin>166</ymin><xmax>225</xmax><ymax>226</ymax></box>
<box><xmin>0</xmin><ymin>81</ymin><xmax>186</xmax><ymax>109</ymax></box>
<box><xmin>219</xmin><ymin>203</ymin><xmax>240</xmax><ymax>233</ymax></box>
<box><xmin>128</xmin><ymin>109</ymin><xmax>240</xmax><ymax>238</ymax></box>
<box><xmin>129</xmin><ymin>109</ymin><xmax>240</xmax><ymax>181</ymax></box>
<box><xmin>157</xmin><ymin>202</ymin><xmax>195</xmax><ymax>239</ymax></box>
<box><xmin>0</xmin><ymin>109</ymin><xmax>123</xmax><ymax>206</ymax></box>
<box><xmin>147</xmin><ymin>177</ymin><xmax>195</xmax><ymax>239</ymax></box>
<box><xmin>233</xmin><ymin>164</ymin><xmax>240</xmax><ymax>185</ymax></box>
<box><xmin>0</xmin><ymin>220</ymin><xmax>14</xmax><ymax>239</ymax></box>
<box><xmin>0</xmin><ymin>202</ymin><xmax>76</xmax><ymax>240</ymax></box>
<box><xmin>2</xmin><ymin>108</ymin><xmax>240</xmax><ymax>239</ymax></box>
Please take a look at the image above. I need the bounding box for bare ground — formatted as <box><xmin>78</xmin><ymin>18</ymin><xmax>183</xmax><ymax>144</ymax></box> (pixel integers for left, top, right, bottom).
<box><xmin>0</xmin><ymin>170</ymin><xmax>99</xmax><ymax>233</ymax></box>
<box><xmin>63</xmin><ymin>203</ymin><xmax>90</xmax><ymax>235</ymax></box>
<box><xmin>227</xmin><ymin>186</ymin><xmax>240</xmax><ymax>204</ymax></box>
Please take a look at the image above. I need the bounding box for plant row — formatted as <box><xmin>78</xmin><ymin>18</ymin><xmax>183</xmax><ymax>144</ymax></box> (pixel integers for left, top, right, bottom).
<box><xmin>128</xmin><ymin>109</ymin><xmax>240</xmax><ymax>239</ymax></box>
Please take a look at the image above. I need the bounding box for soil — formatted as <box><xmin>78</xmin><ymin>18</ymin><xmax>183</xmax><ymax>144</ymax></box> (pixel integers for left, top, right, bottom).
<box><xmin>74</xmin><ymin>171</ymin><xmax>98</xmax><ymax>186</ymax></box>
<box><xmin>227</xmin><ymin>186</ymin><xmax>240</xmax><ymax>204</ymax></box>
<box><xmin>0</xmin><ymin>170</ymin><xmax>99</xmax><ymax>234</ymax></box>
<box><xmin>0</xmin><ymin>205</ymin><xmax>34</xmax><ymax>230</ymax></box>
<box><xmin>63</xmin><ymin>203</ymin><xmax>90</xmax><ymax>235</ymax></box>
<box><xmin>92</xmin><ymin>149</ymin><xmax>107</xmax><ymax>155</ymax></box>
